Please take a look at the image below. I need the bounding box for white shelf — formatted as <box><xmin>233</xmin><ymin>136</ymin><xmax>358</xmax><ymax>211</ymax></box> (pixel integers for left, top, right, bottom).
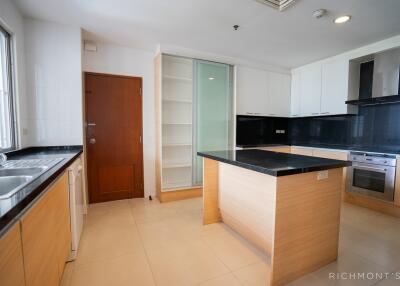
<box><xmin>162</xmin><ymin>182</ymin><xmax>192</xmax><ymax>191</ymax></box>
<box><xmin>162</xmin><ymin>143</ymin><xmax>192</xmax><ymax>147</ymax></box>
<box><xmin>162</xmin><ymin>122</ymin><xmax>192</xmax><ymax>125</ymax></box>
<box><xmin>162</xmin><ymin>163</ymin><xmax>192</xmax><ymax>169</ymax></box>
<box><xmin>163</xmin><ymin>98</ymin><xmax>192</xmax><ymax>104</ymax></box>
<box><xmin>163</xmin><ymin>74</ymin><xmax>193</xmax><ymax>82</ymax></box>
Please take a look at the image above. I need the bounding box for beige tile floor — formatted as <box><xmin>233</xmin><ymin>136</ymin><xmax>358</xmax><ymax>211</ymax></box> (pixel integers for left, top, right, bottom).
<box><xmin>61</xmin><ymin>198</ymin><xmax>400</xmax><ymax>286</ymax></box>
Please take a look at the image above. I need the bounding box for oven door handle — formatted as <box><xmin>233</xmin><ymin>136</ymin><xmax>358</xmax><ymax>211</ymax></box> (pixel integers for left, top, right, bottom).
<box><xmin>353</xmin><ymin>165</ymin><xmax>388</xmax><ymax>172</ymax></box>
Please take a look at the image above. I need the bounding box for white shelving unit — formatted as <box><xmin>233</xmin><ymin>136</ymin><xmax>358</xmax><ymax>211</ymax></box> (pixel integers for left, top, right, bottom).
<box><xmin>161</xmin><ymin>55</ymin><xmax>194</xmax><ymax>191</ymax></box>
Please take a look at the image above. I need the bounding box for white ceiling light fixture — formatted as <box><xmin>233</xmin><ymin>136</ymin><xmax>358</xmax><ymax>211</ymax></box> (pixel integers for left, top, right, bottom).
<box><xmin>255</xmin><ymin>0</ymin><xmax>296</xmax><ymax>11</ymax></box>
<box><xmin>208</xmin><ymin>77</ymin><xmax>215</xmax><ymax>80</ymax></box>
<box><xmin>334</xmin><ymin>15</ymin><xmax>351</xmax><ymax>24</ymax></box>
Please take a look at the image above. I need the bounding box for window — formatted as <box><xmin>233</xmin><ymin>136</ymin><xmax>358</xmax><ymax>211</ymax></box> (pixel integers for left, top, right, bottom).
<box><xmin>0</xmin><ymin>26</ymin><xmax>15</xmax><ymax>151</ymax></box>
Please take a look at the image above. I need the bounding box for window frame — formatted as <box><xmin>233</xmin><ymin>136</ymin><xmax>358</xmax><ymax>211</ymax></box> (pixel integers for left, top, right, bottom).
<box><xmin>0</xmin><ymin>24</ymin><xmax>17</xmax><ymax>152</ymax></box>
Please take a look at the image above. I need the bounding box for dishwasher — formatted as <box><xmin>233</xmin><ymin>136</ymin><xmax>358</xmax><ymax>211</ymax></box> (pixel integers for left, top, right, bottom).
<box><xmin>67</xmin><ymin>158</ymin><xmax>86</xmax><ymax>261</ymax></box>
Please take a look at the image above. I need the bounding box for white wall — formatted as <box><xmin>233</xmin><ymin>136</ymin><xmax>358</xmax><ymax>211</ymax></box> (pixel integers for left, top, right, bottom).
<box><xmin>83</xmin><ymin>43</ymin><xmax>155</xmax><ymax>198</ymax></box>
<box><xmin>292</xmin><ymin>34</ymin><xmax>400</xmax><ymax>72</ymax></box>
<box><xmin>24</xmin><ymin>19</ymin><xmax>83</xmax><ymax>146</ymax></box>
<box><xmin>0</xmin><ymin>0</ymin><xmax>29</xmax><ymax>147</ymax></box>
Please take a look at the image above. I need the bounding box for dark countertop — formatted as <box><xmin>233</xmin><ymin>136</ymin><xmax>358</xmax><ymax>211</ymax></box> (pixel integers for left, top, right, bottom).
<box><xmin>291</xmin><ymin>143</ymin><xmax>400</xmax><ymax>155</ymax></box>
<box><xmin>238</xmin><ymin>143</ymin><xmax>400</xmax><ymax>155</ymax></box>
<box><xmin>0</xmin><ymin>146</ymin><xmax>83</xmax><ymax>236</ymax></box>
<box><xmin>198</xmin><ymin>149</ymin><xmax>351</xmax><ymax>177</ymax></box>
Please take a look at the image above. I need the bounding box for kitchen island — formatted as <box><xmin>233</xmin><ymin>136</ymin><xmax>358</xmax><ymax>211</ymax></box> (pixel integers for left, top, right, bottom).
<box><xmin>198</xmin><ymin>149</ymin><xmax>351</xmax><ymax>286</ymax></box>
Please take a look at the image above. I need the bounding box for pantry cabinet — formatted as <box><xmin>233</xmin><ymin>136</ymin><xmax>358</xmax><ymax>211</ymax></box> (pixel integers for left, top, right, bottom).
<box><xmin>155</xmin><ymin>54</ymin><xmax>234</xmax><ymax>201</ymax></box>
<box><xmin>236</xmin><ymin>66</ymin><xmax>291</xmax><ymax>117</ymax></box>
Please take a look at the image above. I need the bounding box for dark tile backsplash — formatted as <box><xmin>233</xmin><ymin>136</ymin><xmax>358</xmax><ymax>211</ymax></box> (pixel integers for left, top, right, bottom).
<box><xmin>237</xmin><ymin>103</ymin><xmax>400</xmax><ymax>153</ymax></box>
<box><xmin>236</xmin><ymin>116</ymin><xmax>289</xmax><ymax>146</ymax></box>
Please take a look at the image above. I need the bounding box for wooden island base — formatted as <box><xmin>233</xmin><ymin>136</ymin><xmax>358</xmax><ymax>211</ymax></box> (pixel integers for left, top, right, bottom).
<box><xmin>202</xmin><ymin>158</ymin><xmax>343</xmax><ymax>286</ymax></box>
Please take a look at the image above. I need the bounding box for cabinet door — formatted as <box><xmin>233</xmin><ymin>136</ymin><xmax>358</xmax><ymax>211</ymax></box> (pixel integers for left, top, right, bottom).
<box><xmin>299</xmin><ymin>65</ymin><xmax>322</xmax><ymax>116</ymax></box>
<box><xmin>267</xmin><ymin>72</ymin><xmax>291</xmax><ymax>117</ymax></box>
<box><xmin>236</xmin><ymin>66</ymin><xmax>268</xmax><ymax>116</ymax></box>
<box><xmin>290</xmin><ymin>71</ymin><xmax>301</xmax><ymax>117</ymax></box>
<box><xmin>21</xmin><ymin>172</ymin><xmax>70</xmax><ymax>286</ymax></box>
<box><xmin>312</xmin><ymin>149</ymin><xmax>348</xmax><ymax>160</ymax></box>
<box><xmin>0</xmin><ymin>223</ymin><xmax>25</xmax><ymax>286</ymax></box>
<box><xmin>54</xmin><ymin>173</ymin><xmax>71</xmax><ymax>278</ymax></box>
<box><xmin>291</xmin><ymin>147</ymin><xmax>313</xmax><ymax>156</ymax></box>
<box><xmin>321</xmin><ymin>60</ymin><xmax>349</xmax><ymax>115</ymax></box>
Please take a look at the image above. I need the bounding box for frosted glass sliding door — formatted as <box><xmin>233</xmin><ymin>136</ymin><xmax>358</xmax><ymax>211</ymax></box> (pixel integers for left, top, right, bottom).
<box><xmin>193</xmin><ymin>60</ymin><xmax>234</xmax><ymax>186</ymax></box>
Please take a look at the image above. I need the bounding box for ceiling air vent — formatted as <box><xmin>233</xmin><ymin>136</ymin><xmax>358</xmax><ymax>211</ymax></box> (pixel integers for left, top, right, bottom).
<box><xmin>255</xmin><ymin>0</ymin><xmax>296</xmax><ymax>11</ymax></box>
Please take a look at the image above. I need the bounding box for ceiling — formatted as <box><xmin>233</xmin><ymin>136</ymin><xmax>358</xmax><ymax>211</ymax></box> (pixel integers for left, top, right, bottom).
<box><xmin>15</xmin><ymin>0</ymin><xmax>400</xmax><ymax>68</ymax></box>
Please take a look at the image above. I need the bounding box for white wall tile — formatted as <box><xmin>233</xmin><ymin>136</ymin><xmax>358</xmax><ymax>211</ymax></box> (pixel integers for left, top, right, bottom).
<box><xmin>24</xmin><ymin>19</ymin><xmax>83</xmax><ymax>146</ymax></box>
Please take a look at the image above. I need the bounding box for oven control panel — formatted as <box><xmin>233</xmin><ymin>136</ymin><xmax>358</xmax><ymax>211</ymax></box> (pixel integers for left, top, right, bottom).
<box><xmin>349</xmin><ymin>152</ymin><xmax>397</xmax><ymax>167</ymax></box>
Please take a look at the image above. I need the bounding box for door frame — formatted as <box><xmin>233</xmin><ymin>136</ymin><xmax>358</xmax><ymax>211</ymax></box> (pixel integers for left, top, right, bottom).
<box><xmin>83</xmin><ymin>72</ymin><xmax>145</xmax><ymax>202</ymax></box>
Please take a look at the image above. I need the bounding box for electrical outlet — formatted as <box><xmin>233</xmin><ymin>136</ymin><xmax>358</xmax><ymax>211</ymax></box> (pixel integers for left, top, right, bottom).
<box><xmin>317</xmin><ymin>170</ymin><xmax>329</xmax><ymax>180</ymax></box>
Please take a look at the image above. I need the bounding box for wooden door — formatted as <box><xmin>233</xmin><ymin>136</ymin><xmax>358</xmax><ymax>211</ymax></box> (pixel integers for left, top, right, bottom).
<box><xmin>85</xmin><ymin>73</ymin><xmax>144</xmax><ymax>203</ymax></box>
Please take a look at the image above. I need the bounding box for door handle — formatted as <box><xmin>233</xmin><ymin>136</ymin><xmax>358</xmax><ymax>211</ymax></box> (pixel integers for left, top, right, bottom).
<box><xmin>89</xmin><ymin>138</ymin><xmax>96</xmax><ymax>144</ymax></box>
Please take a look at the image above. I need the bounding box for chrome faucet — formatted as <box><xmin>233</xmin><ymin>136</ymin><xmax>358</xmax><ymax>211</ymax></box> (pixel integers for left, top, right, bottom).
<box><xmin>0</xmin><ymin>153</ymin><xmax>7</xmax><ymax>166</ymax></box>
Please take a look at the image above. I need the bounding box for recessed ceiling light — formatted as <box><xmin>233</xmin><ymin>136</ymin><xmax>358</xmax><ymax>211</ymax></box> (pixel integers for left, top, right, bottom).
<box><xmin>334</xmin><ymin>15</ymin><xmax>351</xmax><ymax>24</ymax></box>
<box><xmin>208</xmin><ymin>77</ymin><xmax>215</xmax><ymax>80</ymax></box>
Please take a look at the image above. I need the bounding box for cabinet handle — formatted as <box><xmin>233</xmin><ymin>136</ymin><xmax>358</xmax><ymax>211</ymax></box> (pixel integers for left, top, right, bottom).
<box><xmin>292</xmin><ymin>114</ymin><xmax>299</xmax><ymax>116</ymax></box>
<box><xmin>246</xmin><ymin>112</ymin><xmax>254</xmax><ymax>115</ymax></box>
<box><xmin>269</xmin><ymin>114</ymin><xmax>276</xmax><ymax>116</ymax></box>
<box><xmin>254</xmin><ymin>113</ymin><xmax>261</xmax><ymax>115</ymax></box>
<box><xmin>312</xmin><ymin>113</ymin><xmax>319</xmax><ymax>115</ymax></box>
<box><xmin>321</xmin><ymin>112</ymin><xmax>330</xmax><ymax>115</ymax></box>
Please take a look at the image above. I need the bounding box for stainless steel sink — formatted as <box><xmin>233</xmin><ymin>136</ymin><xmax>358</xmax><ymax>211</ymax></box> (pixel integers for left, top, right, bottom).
<box><xmin>0</xmin><ymin>176</ymin><xmax>33</xmax><ymax>197</ymax></box>
<box><xmin>0</xmin><ymin>158</ymin><xmax>64</xmax><ymax>199</ymax></box>
<box><xmin>0</xmin><ymin>167</ymin><xmax>45</xmax><ymax>177</ymax></box>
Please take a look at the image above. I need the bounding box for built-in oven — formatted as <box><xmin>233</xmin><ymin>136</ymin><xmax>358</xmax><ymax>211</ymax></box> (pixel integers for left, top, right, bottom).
<box><xmin>346</xmin><ymin>152</ymin><xmax>396</xmax><ymax>202</ymax></box>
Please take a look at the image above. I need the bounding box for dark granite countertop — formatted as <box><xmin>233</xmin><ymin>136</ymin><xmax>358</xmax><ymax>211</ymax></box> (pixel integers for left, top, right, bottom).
<box><xmin>198</xmin><ymin>149</ymin><xmax>351</xmax><ymax>177</ymax></box>
<box><xmin>0</xmin><ymin>146</ymin><xmax>83</xmax><ymax>236</ymax></box>
<box><xmin>238</xmin><ymin>143</ymin><xmax>400</xmax><ymax>155</ymax></box>
<box><xmin>290</xmin><ymin>143</ymin><xmax>400</xmax><ymax>155</ymax></box>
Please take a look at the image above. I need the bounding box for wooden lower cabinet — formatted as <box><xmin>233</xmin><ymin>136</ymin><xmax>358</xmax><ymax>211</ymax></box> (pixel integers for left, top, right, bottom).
<box><xmin>312</xmin><ymin>149</ymin><xmax>348</xmax><ymax>161</ymax></box>
<box><xmin>258</xmin><ymin>146</ymin><xmax>291</xmax><ymax>153</ymax></box>
<box><xmin>290</xmin><ymin>147</ymin><xmax>314</xmax><ymax>156</ymax></box>
<box><xmin>20</xmin><ymin>172</ymin><xmax>71</xmax><ymax>286</ymax></box>
<box><xmin>0</xmin><ymin>223</ymin><xmax>26</xmax><ymax>286</ymax></box>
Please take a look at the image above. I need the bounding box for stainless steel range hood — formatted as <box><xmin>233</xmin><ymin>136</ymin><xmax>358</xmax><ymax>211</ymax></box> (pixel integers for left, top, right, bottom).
<box><xmin>372</xmin><ymin>47</ymin><xmax>400</xmax><ymax>98</ymax></box>
<box><xmin>346</xmin><ymin>47</ymin><xmax>400</xmax><ymax>106</ymax></box>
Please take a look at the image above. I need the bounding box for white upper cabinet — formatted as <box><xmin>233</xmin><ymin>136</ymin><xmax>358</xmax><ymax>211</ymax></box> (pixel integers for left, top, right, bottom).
<box><xmin>321</xmin><ymin>60</ymin><xmax>349</xmax><ymax>115</ymax></box>
<box><xmin>291</xmin><ymin>59</ymin><xmax>354</xmax><ymax>117</ymax></box>
<box><xmin>236</xmin><ymin>66</ymin><xmax>268</xmax><ymax>116</ymax></box>
<box><xmin>267</xmin><ymin>72</ymin><xmax>291</xmax><ymax>117</ymax></box>
<box><xmin>236</xmin><ymin>66</ymin><xmax>291</xmax><ymax>117</ymax></box>
<box><xmin>299</xmin><ymin>64</ymin><xmax>322</xmax><ymax>116</ymax></box>
<box><xmin>290</xmin><ymin>71</ymin><xmax>301</xmax><ymax>117</ymax></box>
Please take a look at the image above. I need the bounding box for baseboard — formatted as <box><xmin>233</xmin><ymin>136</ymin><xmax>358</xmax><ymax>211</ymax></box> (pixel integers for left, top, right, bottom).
<box><xmin>159</xmin><ymin>187</ymin><xmax>203</xmax><ymax>203</ymax></box>
<box><xmin>344</xmin><ymin>192</ymin><xmax>400</xmax><ymax>218</ymax></box>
